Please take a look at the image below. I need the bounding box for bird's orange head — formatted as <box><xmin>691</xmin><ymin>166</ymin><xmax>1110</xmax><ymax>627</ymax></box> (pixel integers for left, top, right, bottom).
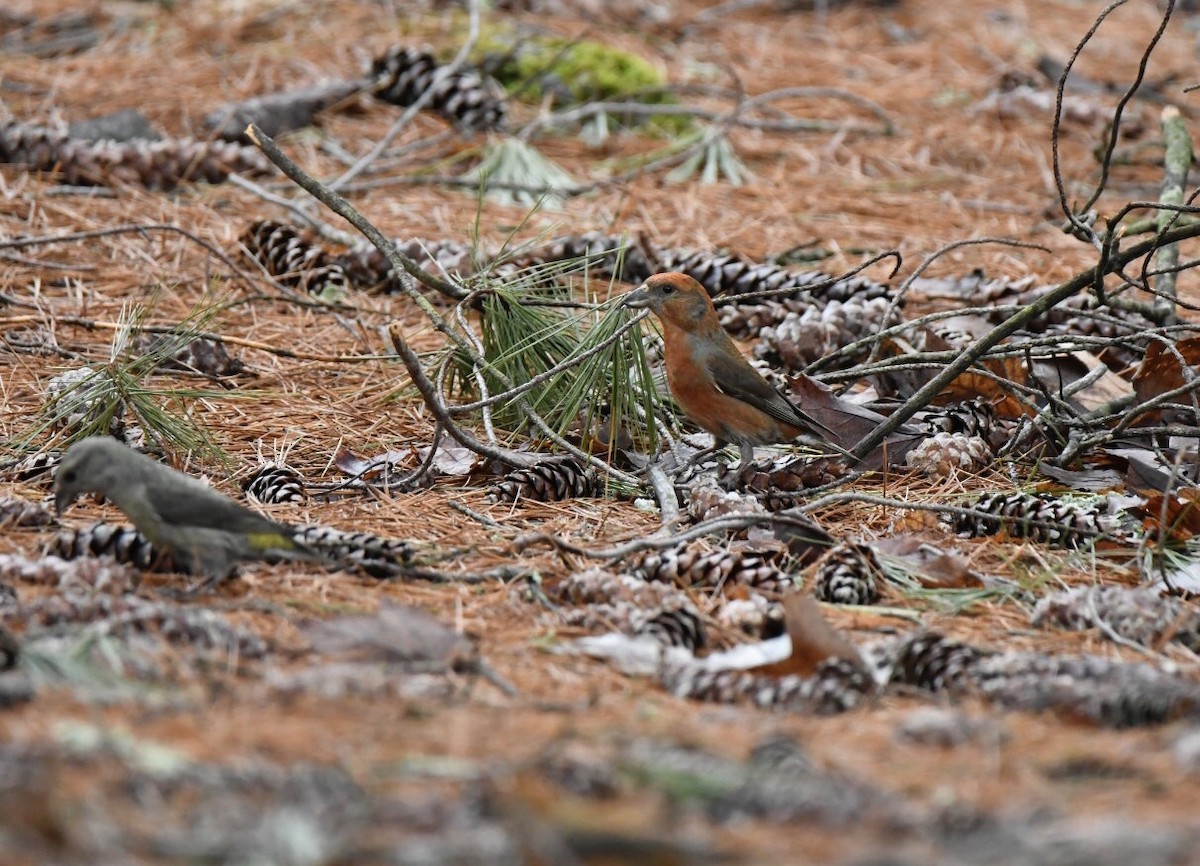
<box><xmin>622</xmin><ymin>272</ymin><xmax>717</xmax><ymax>331</ymax></box>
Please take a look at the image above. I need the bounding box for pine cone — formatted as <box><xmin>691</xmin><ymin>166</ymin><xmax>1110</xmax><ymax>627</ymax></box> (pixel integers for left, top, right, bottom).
<box><xmin>487</xmin><ymin>458</ymin><xmax>601</xmax><ymax>503</ymax></box>
<box><xmin>904</xmin><ymin>432</ymin><xmax>990</xmax><ymax>478</ymax></box>
<box><xmin>890</xmin><ymin>632</ymin><xmax>982</xmax><ymax>692</ymax></box>
<box><xmin>0</xmin><ymin>550</ymin><xmax>136</xmax><ymax>593</ymax></box>
<box><xmin>912</xmin><ymin>398</ymin><xmax>1002</xmax><ymax>441</ymax></box>
<box><xmin>240</xmin><ymin>220</ymin><xmax>349</xmax><ymax>300</ymax></box>
<box><xmin>1032</xmin><ymin>586</ymin><xmax>1200</xmax><ymax>653</ymax></box>
<box><xmin>1004</xmin><ymin>280</ymin><xmax>1156</xmax><ymax>338</ymax></box>
<box><xmin>635</xmin><ymin>607</ymin><xmax>707</xmax><ymax>651</ymax></box>
<box><xmin>630</xmin><ymin>542</ymin><xmax>797</xmax><ymax>593</ymax></box>
<box><xmin>2</xmin><ymin>450</ymin><xmax>58</xmax><ymax>484</ymax></box>
<box><xmin>370</xmin><ymin>46</ymin><xmax>506</xmax><ymax>131</ymax></box>
<box><xmin>685</xmin><ymin>475</ymin><xmax>766</xmax><ymax>523</ymax></box>
<box><xmin>715</xmin><ymin>596</ymin><xmax>786</xmax><ymax>639</ymax></box>
<box><xmin>654</xmin><ymin>248</ymin><xmax>816</xmax><ymax>301</ymax></box>
<box><xmin>957</xmin><ymin>491</ymin><xmax>1126</xmax><ymax>548</ymax></box>
<box><xmin>242</xmin><ymin>462</ymin><xmax>307</xmax><ymax>504</ymax></box>
<box><xmin>18</xmin><ymin>587</ymin><xmax>265</xmax><ymax>658</ymax></box>
<box><xmin>736</xmin><ymin>454</ymin><xmax>849</xmax><ymax>498</ymax></box>
<box><xmin>0</xmin><ymin>120</ymin><xmax>270</xmax><ymax>189</ymax></box>
<box><xmin>290</xmin><ymin>524</ymin><xmax>412</xmax><ymax>579</ymax></box>
<box><xmin>718</xmin><ymin>296</ymin><xmax>812</xmax><ymax>339</ymax></box>
<box><xmin>651</xmin><ymin>247</ymin><xmax>894</xmax><ymax>305</ymax></box>
<box><xmin>662</xmin><ymin>655</ymin><xmax>874</xmax><ymax>714</ymax></box>
<box><xmin>971</xmin><ymin>651</ymin><xmax>1200</xmax><ymax>727</ymax></box>
<box><xmin>754</xmin><ymin>298</ymin><xmax>901</xmax><ymax>371</ymax></box>
<box><xmin>134</xmin><ymin>334</ymin><xmax>244</xmax><ymax>378</ymax></box>
<box><xmin>0</xmin><ymin>496</ymin><xmax>55</xmax><ymax>528</ymax></box>
<box><xmin>513</xmin><ymin>231</ymin><xmax>656</xmax><ymax>285</ymax></box>
<box><xmin>812</xmin><ymin>542</ymin><xmax>883</xmax><ymax>606</ymax></box>
<box><xmin>49</xmin><ymin>521</ymin><xmax>176</xmax><ymax>572</ymax></box>
<box><xmin>339</xmin><ymin>237</ymin><xmax>475</xmax><ymax>292</ymax></box>
<box><xmin>555</xmin><ymin>568</ymin><xmax>691</xmax><ymax>609</ymax></box>
<box><xmin>45</xmin><ymin>366</ymin><xmax>126</xmax><ymax>439</ymax></box>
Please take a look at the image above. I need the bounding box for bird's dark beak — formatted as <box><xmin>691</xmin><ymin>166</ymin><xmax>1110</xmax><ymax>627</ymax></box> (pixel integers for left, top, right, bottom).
<box><xmin>623</xmin><ymin>286</ymin><xmax>653</xmax><ymax>309</ymax></box>
<box><xmin>54</xmin><ymin>487</ymin><xmax>74</xmax><ymax>516</ymax></box>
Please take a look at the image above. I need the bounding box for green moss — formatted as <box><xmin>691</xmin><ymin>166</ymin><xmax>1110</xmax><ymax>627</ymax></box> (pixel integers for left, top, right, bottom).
<box><xmin>474</xmin><ymin>31</ymin><xmax>690</xmax><ymax>133</ymax></box>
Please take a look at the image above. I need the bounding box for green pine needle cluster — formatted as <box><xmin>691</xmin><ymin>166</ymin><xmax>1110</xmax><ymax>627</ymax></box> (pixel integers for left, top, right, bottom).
<box><xmin>26</xmin><ymin>293</ymin><xmax>234</xmax><ymax>463</ymax></box>
<box><xmin>446</xmin><ymin>248</ymin><xmax>664</xmax><ymax>458</ymax></box>
<box><xmin>463</xmin><ymin>138</ymin><xmax>581</xmax><ymax>208</ymax></box>
<box><xmin>665</xmin><ymin>129</ymin><xmax>749</xmax><ymax>186</ymax></box>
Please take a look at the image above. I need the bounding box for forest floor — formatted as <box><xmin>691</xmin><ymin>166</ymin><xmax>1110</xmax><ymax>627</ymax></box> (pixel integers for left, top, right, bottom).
<box><xmin>4</xmin><ymin>0</ymin><xmax>1200</xmax><ymax>863</ymax></box>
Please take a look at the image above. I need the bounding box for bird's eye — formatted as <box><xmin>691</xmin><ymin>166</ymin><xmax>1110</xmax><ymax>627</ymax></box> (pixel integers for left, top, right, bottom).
<box><xmin>59</xmin><ymin>470</ymin><xmax>75</xmax><ymax>484</ymax></box>
<box><xmin>661</xmin><ymin>284</ymin><xmax>675</xmax><ymax>295</ymax></box>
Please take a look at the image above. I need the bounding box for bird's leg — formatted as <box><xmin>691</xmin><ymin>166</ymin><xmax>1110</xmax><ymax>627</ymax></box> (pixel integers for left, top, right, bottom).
<box><xmin>156</xmin><ymin>569</ymin><xmax>225</xmax><ymax>599</ymax></box>
<box><xmin>667</xmin><ymin>437</ymin><xmax>729</xmax><ymax>483</ymax></box>
<box><xmin>163</xmin><ymin>549</ymin><xmax>235</xmax><ymax>598</ymax></box>
<box><xmin>719</xmin><ymin>443</ymin><xmax>758</xmax><ymax>492</ymax></box>
<box><xmin>687</xmin><ymin>437</ymin><xmax>728</xmax><ymax>467</ymax></box>
<box><xmin>183</xmin><ymin>572</ymin><xmax>226</xmax><ymax>597</ymax></box>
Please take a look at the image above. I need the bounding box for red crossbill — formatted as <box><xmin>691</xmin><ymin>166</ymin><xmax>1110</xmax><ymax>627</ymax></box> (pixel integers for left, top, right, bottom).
<box><xmin>54</xmin><ymin>436</ymin><xmax>322</xmax><ymax>584</ymax></box>
<box><xmin>624</xmin><ymin>272</ymin><xmax>854</xmax><ymax>471</ymax></box>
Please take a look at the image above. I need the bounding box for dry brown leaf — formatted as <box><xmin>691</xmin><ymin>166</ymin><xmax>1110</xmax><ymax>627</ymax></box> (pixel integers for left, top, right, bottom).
<box><xmin>332</xmin><ymin>444</ymin><xmax>410</xmax><ymax>481</ymax></box>
<box><xmin>875</xmin><ymin>535</ymin><xmax>985</xmax><ymax>589</ymax></box>
<box><xmin>785</xmin><ymin>374</ymin><xmax>924</xmax><ymax>467</ymax></box>
<box><xmin>940</xmin><ymin>367</ymin><xmax>1032</xmax><ymax>419</ymax></box>
<box><xmin>1135</xmin><ymin>489</ymin><xmax>1200</xmax><ymax>542</ymax></box>
<box><xmin>769</xmin><ymin>514</ymin><xmax>835</xmax><ymax>564</ymax></box>
<box><xmin>1132</xmin><ymin>337</ymin><xmax>1200</xmax><ymax>417</ymax></box>
<box><xmin>754</xmin><ymin>595</ymin><xmax>864</xmax><ymax>677</ymax></box>
<box><xmin>1097</xmin><ymin>447</ymin><xmax>1179</xmax><ymax>493</ymax></box>
<box><xmin>1031</xmin><ymin>350</ymin><xmax>1132</xmax><ymax>413</ymax></box>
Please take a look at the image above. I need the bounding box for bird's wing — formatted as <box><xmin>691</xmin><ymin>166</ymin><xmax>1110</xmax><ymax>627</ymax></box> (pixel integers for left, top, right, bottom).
<box><xmin>144</xmin><ymin>466</ymin><xmax>293</xmax><ymax>537</ymax></box>
<box><xmin>704</xmin><ymin>344</ymin><xmax>840</xmax><ymax>442</ymax></box>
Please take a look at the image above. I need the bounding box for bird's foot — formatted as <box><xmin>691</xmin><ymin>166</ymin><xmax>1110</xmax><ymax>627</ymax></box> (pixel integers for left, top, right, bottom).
<box><xmin>717</xmin><ymin>463</ymin><xmax>751</xmax><ymax>492</ymax></box>
<box><xmin>154</xmin><ymin>569</ymin><xmax>233</xmax><ymax>599</ymax></box>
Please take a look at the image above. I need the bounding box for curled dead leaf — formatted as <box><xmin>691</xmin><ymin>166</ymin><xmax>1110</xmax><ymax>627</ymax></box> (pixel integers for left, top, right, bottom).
<box><xmin>755</xmin><ymin>595</ymin><xmax>865</xmax><ymax>677</ymax></box>
<box><xmin>1135</xmin><ymin>489</ymin><xmax>1200</xmax><ymax>542</ymax></box>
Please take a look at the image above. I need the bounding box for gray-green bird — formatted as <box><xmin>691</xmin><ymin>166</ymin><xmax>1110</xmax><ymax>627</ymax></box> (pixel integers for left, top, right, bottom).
<box><xmin>54</xmin><ymin>436</ymin><xmax>319</xmax><ymax>583</ymax></box>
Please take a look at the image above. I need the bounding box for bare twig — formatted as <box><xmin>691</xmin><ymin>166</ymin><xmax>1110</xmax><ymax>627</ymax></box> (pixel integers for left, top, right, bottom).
<box><xmin>849</xmin><ymin>221</ymin><xmax>1200</xmax><ymax>461</ymax></box>
<box><xmin>512</xmin><ymin>490</ymin><xmax>1120</xmax><ymax>561</ymax></box>
<box><xmin>248</xmin><ymin>123</ymin><xmax>650</xmax><ymax>483</ymax></box>
<box><xmin>0</xmin><ymin>223</ymin><xmax>261</xmax><ymax>288</ymax></box>
<box><xmin>329</xmin><ymin>0</ymin><xmax>483</xmax><ymax>190</ymax></box>
<box><xmin>1052</xmin><ymin>0</ymin><xmax>1174</xmax><ymax>241</ymax></box>
<box><xmin>1149</xmin><ymin>105</ymin><xmax>1192</xmax><ymax>326</ymax></box>
<box><xmin>1</xmin><ymin>313</ymin><xmax>389</xmax><ymax>364</ymax></box>
<box><xmin>645</xmin><ymin>464</ymin><xmax>681</xmax><ymax>526</ymax></box>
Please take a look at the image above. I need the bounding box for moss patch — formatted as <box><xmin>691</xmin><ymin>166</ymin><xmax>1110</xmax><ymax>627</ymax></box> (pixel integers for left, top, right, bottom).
<box><xmin>476</xmin><ymin>32</ymin><xmax>689</xmax><ymax>133</ymax></box>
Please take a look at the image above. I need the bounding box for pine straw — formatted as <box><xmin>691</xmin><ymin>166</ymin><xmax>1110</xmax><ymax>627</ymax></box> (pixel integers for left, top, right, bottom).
<box><xmin>4</xmin><ymin>0</ymin><xmax>1200</xmax><ymax>860</ymax></box>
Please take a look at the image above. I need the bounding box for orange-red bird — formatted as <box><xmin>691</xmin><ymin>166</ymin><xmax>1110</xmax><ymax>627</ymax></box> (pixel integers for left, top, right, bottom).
<box><xmin>624</xmin><ymin>272</ymin><xmax>852</xmax><ymax>471</ymax></box>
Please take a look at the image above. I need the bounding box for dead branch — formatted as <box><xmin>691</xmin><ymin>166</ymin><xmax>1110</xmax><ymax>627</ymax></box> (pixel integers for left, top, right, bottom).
<box><xmin>328</xmin><ymin>0</ymin><xmax>483</xmax><ymax>191</ymax></box>
<box><xmin>245</xmin><ymin>126</ymin><xmax>651</xmax><ymax>483</ymax></box>
<box><xmin>1149</xmin><ymin>105</ymin><xmax>1193</xmax><ymax>326</ymax></box>
<box><xmin>849</xmin><ymin>220</ymin><xmax>1200</xmax><ymax>461</ymax></box>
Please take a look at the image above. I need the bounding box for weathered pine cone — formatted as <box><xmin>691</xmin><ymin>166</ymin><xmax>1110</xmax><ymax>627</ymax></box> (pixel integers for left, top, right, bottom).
<box><xmin>241</xmin><ymin>220</ymin><xmax>349</xmax><ymax>299</ymax></box>
<box><xmin>487</xmin><ymin>458</ymin><xmax>601</xmax><ymax>503</ymax></box>
<box><xmin>243</xmin><ymin>462</ymin><xmax>307</xmax><ymax>505</ymax></box>
<box><xmin>812</xmin><ymin>541</ymin><xmax>883</xmax><ymax>606</ymax></box>
<box><xmin>0</xmin><ymin>120</ymin><xmax>270</xmax><ymax>189</ymax></box>
<box><xmin>369</xmin><ymin>46</ymin><xmax>506</xmax><ymax>131</ymax></box>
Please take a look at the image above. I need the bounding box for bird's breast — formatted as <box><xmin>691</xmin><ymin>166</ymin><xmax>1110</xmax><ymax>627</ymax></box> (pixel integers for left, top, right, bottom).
<box><xmin>661</xmin><ymin>331</ymin><xmax>793</xmax><ymax>446</ymax></box>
